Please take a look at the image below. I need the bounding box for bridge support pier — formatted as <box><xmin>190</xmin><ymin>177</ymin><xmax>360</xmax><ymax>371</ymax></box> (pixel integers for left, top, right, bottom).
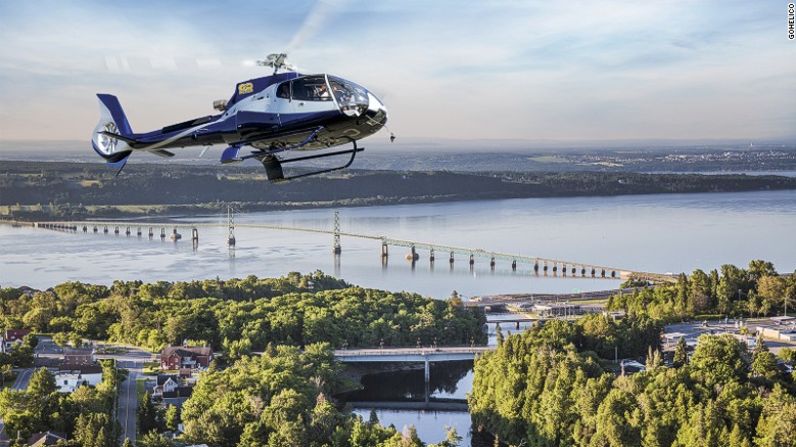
<box><xmin>407</xmin><ymin>245</ymin><xmax>418</xmax><ymax>261</ymax></box>
<box><xmin>381</xmin><ymin>243</ymin><xmax>389</xmax><ymax>259</ymax></box>
<box><xmin>191</xmin><ymin>228</ymin><xmax>199</xmax><ymax>242</ymax></box>
<box><xmin>424</xmin><ymin>358</ymin><xmax>430</xmax><ymax>383</ymax></box>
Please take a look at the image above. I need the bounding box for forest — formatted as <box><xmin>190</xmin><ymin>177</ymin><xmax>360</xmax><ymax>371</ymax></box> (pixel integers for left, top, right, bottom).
<box><xmin>0</xmin><ymin>271</ymin><xmax>487</xmax><ymax>354</ymax></box>
<box><xmin>611</xmin><ymin>260</ymin><xmax>796</xmax><ymax>320</ymax></box>
<box><xmin>3</xmin><ymin>160</ymin><xmax>796</xmax><ymax>220</ymax></box>
<box><xmin>0</xmin><ymin>272</ymin><xmax>482</xmax><ymax>446</ymax></box>
<box><xmin>469</xmin><ymin>260</ymin><xmax>796</xmax><ymax>447</ymax></box>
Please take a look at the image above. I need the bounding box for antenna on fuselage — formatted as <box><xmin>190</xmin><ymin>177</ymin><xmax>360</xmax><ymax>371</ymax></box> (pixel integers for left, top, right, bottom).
<box><xmin>256</xmin><ymin>53</ymin><xmax>296</xmax><ymax>75</ymax></box>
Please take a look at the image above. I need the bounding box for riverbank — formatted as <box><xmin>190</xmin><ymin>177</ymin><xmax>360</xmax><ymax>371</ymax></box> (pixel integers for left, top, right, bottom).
<box><xmin>3</xmin><ymin>160</ymin><xmax>796</xmax><ymax>220</ymax></box>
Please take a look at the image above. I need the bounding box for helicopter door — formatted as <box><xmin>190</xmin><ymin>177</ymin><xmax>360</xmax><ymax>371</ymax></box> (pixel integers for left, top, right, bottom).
<box><xmin>270</xmin><ymin>81</ymin><xmax>293</xmax><ymax>126</ymax></box>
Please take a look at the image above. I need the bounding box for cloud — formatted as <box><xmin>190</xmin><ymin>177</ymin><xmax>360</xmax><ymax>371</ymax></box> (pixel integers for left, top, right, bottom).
<box><xmin>0</xmin><ymin>0</ymin><xmax>793</xmax><ymax>142</ymax></box>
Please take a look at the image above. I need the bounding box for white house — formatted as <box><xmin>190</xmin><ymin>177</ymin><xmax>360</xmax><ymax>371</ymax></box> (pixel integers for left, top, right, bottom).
<box><xmin>55</xmin><ymin>366</ymin><xmax>103</xmax><ymax>393</ymax></box>
<box><xmin>154</xmin><ymin>375</ymin><xmax>180</xmax><ymax>397</ymax></box>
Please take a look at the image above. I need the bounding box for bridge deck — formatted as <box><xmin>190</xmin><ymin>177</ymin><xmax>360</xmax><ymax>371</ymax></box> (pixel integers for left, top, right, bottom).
<box><xmin>30</xmin><ymin>219</ymin><xmax>677</xmax><ymax>283</ymax></box>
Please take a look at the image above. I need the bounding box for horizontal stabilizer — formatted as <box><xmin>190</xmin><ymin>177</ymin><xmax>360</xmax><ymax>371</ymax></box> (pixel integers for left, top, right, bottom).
<box><xmin>100</xmin><ymin>131</ymin><xmax>138</xmax><ymax>145</ymax></box>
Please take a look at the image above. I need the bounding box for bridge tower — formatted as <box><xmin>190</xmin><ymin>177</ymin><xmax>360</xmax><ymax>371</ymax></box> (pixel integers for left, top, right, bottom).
<box><xmin>227</xmin><ymin>205</ymin><xmax>236</xmax><ymax>247</ymax></box>
<box><xmin>332</xmin><ymin>210</ymin><xmax>341</xmax><ymax>254</ymax></box>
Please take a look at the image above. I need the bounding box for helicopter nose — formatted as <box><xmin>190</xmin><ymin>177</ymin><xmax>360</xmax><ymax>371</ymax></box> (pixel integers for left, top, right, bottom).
<box><xmin>367</xmin><ymin>92</ymin><xmax>387</xmax><ymax>115</ymax></box>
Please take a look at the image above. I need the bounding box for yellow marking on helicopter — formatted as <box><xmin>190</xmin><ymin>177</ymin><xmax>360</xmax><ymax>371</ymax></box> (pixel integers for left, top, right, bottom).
<box><xmin>237</xmin><ymin>82</ymin><xmax>254</xmax><ymax>95</ymax></box>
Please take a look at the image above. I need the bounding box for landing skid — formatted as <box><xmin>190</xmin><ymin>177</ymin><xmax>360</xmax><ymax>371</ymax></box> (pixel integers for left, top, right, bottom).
<box><xmin>260</xmin><ymin>140</ymin><xmax>364</xmax><ymax>183</ymax></box>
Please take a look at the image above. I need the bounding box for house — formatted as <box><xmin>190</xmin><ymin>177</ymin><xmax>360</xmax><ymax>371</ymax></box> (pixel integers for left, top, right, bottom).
<box><xmin>153</xmin><ymin>374</ymin><xmax>180</xmax><ymax>397</ymax></box>
<box><xmin>55</xmin><ymin>364</ymin><xmax>103</xmax><ymax>393</ymax></box>
<box><xmin>26</xmin><ymin>431</ymin><xmax>66</xmax><ymax>447</ymax></box>
<box><xmin>0</xmin><ymin>328</ymin><xmax>30</xmax><ymax>353</ymax></box>
<box><xmin>160</xmin><ymin>346</ymin><xmax>213</xmax><ymax>370</ymax></box>
<box><xmin>62</xmin><ymin>347</ymin><xmax>95</xmax><ymax>365</ymax></box>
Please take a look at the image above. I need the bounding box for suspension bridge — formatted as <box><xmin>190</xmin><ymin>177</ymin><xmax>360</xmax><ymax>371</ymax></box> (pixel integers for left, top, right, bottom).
<box><xmin>20</xmin><ymin>209</ymin><xmax>676</xmax><ymax>284</ymax></box>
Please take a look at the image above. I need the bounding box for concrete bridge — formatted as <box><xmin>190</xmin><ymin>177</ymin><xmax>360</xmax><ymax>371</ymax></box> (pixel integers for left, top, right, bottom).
<box><xmin>334</xmin><ymin>347</ymin><xmax>492</xmax><ymax>383</ymax></box>
<box><xmin>25</xmin><ymin>215</ymin><xmax>676</xmax><ymax>284</ymax></box>
<box><xmin>347</xmin><ymin>400</ymin><xmax>469</xmax><ymax>413</ymax></box>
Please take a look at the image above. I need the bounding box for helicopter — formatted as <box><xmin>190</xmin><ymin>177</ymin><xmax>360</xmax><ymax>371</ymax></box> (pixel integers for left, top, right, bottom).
<box><xmin>91</xmin><ymin>53</ymin><xmax>389</xmax><ymax>182</ymax></box>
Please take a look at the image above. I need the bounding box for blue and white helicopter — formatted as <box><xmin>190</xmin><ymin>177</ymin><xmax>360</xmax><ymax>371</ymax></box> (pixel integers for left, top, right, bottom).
<box><xmin>91</xmin><ymin>53</ymin><xmax>389</xmax><ymax>181</ymax></box>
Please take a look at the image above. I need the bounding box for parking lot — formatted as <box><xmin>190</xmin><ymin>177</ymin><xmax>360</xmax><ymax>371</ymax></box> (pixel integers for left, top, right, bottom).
<box><xmin>664</xmin><ymin>316</ymin><xmax>796</xmax><ymax>354</ymax></box>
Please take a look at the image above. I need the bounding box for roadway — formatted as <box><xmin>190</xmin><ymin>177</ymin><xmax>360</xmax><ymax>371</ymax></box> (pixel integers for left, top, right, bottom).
<box><xmin>117</xmin><ymin>360</ymin><xmax>142</xmax><ymax>445</ymax></box>
<box><xmin>334</xmin><ymin>346</ymin><xmax>492</xmax><ymax>362</ymax></box>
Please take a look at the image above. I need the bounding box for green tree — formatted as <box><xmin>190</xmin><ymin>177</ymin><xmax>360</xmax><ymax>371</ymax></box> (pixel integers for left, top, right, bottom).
<box><xmin>138</xmin><ymin>391</ymin><xmax>158</xmax><ymax>434</ymax></box>
<box><xmin>758</xmin><ymin>275</ymin><xmax>787</xmax><ymax>315</ymax></box>
<box><xmin>138</xmin><ymin>430</ymin><xmax>174</xmax><ymax>447</ymax></box>
<box><xmin>751</xmin><ymin>336</ymin><xmax>779</xmax><ymax>382</ymax></box>
<box><xmin>673</xmin><ymin>336</ymin><xmax>688</xmax><ymax>367</ymax></box>
<box><xmin>755</xmin><ymin>385</ymin><xmax>796</xmax><ymax>447</ymax></box>
<box><xmin>688</xmin><ymin>269</ymin><xmax>712</xmax><ymax>314</ymax></box>
<box><xmin>748</xmin><ymin>260</ymin><xmax>777</xmax><ymax>282</ymax></box>
<box><xmin>27</xmin><ymin>367</ymin><xmax>56</xmax><ymax>396</ymax></box>
<box><xmin>164</xmin><ymin>404</ymin><xmax>179</xmax><ymax>431</ymax></box>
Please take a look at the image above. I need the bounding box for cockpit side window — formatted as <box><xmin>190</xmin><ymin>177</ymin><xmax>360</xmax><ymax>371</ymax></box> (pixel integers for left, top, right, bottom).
<box><xmin>276</xmin><ymin>82</ymin><xmax>291</xmax><ymax>99</ymax></box>
<box><xmin>291</xmin><ymin>75</ymin><xmax>332</xmax><ymax>101</ymax></box>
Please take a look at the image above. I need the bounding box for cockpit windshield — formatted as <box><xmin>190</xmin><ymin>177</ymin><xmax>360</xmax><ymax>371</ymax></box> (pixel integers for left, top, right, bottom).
<box><xmin>328</xmin><ymin>75</ymin><xmax>369</xmax><ymax>117</ymax></box>
<box><xmin>291</xmin><ymin>75</ymin><xmax>332</xmax><ymax>101</ymax></box>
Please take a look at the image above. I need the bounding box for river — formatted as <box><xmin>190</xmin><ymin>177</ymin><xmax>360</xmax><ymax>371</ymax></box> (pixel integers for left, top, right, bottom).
<box><xmin>1</xmin><ymin>190</ymin><xmax>795</xmax><ymax>444</ymax></box>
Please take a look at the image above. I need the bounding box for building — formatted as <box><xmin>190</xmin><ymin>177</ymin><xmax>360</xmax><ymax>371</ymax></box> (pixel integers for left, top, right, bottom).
<box><xmin>55</xmin><ymin>365</ymin><xmax>103</xmax><ymax>393</ymax></box>
<box><xmin>160</xmin><ymin>346</ymin><xmax>213</xmax><ymax>370</ymax></box>
<box><xmin>26</xmin><ymin>431</ymin><xmax>66</xmax><ymax>447</ymax></box>
<box><xmin>0</xmin><ymin>328</ymin><xmax>30</xmax><ymax>353</ymax></box>
<box><xmin>63</xmin><ymin>347</ymin><xmax>95</xmax><ymax>365</ymax></box>
<box><xmin>153</xmin><ymin>374</ymin><xmax>180</xmax><ymax>397</ymax></box>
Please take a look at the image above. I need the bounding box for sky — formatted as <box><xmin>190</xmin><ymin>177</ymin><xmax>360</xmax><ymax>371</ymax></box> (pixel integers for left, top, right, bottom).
<box><xmin>0</xmin><ymin>0</ymin><xmax>793</xmax><ymax>143</ymax></box>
